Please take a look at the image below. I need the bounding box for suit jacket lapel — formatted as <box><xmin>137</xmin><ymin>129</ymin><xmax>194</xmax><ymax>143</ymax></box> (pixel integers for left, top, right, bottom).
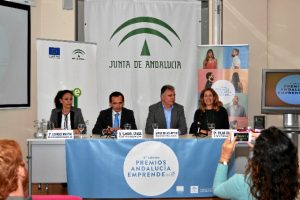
<box><xmin>159</xmin><ymin>103</ymin><xmax>167</xmax><ymax>128</ymax></box>
<box><xmin>108</xmin><ymin>108</ymin><xmax>113</xmax><ymax>127</ymax></box>
<box><xmin>120</xmin><ymin>108</ymin><xmax>126</xmax><ymax>128</ymax></box>
<box><xmin>57</xmin><ymin>110</ymin><xmax>62</xmax><ymax>128</ymax></box>
<box><xmin>171</xmin><ymin>104</ymin><xmax>177</xmax><ymax>128</ymax></box>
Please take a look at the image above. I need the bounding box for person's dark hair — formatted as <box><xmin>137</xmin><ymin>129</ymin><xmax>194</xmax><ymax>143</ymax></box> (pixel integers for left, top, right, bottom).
<box><xmin>206</xmin><ymin>72</ymin><xmax>213</xmax><ymax>79</ymax></box>
<box><xmin>54</xmin><ymin>90</ymin><xmax>73</xmax><ymax>109</ymax></box>
<box><xmin>109</xmin><ymin>91</ymin><xmax>124</xmax><ymax>103</ymax></box>
<box><xmin>233</xmin><ymin>48</ymin><xmax>239</xmax><ymax>55</ymax></box>
<box><xmin>199</xmin><ymin>88</ymin><xmax>223</xmax><ymax>112</ymax></box>
<box><xmin>204</xmin><ymin>49</ymin><xmax>215</xmax><ymax>62</ymax></box>
<box><xmin>231</xmin><ymin>72</ymin><xmax>241</xmax><ymax>91</ymax></box>
<box><xmin>245</xmin><ymin>126</ymin><xmax>300</xmax><ymax>200</ymax></box>
<box><xmin>161</xmin><ymin>85</ymin><xmax>175</xmax><ymax>95</ymax></box>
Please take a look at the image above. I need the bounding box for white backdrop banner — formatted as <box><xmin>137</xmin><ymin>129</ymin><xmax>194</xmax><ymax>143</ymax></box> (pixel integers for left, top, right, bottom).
<box><xmin>85</xmin><ymin>0</ymin><xmax>201</xmax><ymax>131</ymax></box>
<box><xmin>37</xmin><ymin>39</ymin><xmax>98</xmax><ymax>132</ymax></box>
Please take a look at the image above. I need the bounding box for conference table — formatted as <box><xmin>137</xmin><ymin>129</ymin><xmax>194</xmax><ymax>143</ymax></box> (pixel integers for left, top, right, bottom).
<box><xmin>27</xmin><ymin>134</ymin><xmax>234</xmax><ymax>198</ymax></box>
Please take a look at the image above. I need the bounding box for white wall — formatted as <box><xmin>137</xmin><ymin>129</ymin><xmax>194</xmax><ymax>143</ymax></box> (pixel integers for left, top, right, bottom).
<box><xmin>223</xmin><ymin>0</ymin><xmax>300</xmax><ymax>128</ymax></box>
<box><xmin>0</xmin><ymin>0</ymin><xmax>75</xmax><ymax>161</ymax></box>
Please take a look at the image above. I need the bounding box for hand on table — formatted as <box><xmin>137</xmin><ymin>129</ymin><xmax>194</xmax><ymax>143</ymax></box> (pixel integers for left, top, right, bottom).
<box><xmin>73</xmin><ymin>129</ymin><xmax>80</xmax><ymax>134</ymax></box>
<box><xmin>103</xmin><ymin>126</ymin><xmax>120</xmax><ymax>135</ymax></box>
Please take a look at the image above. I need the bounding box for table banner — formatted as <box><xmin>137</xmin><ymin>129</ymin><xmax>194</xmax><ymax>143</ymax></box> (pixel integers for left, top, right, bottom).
<box><xmin>65</xmin><ymin>139</ymin><xmax>233</xmax><ymax>198</ymax></box>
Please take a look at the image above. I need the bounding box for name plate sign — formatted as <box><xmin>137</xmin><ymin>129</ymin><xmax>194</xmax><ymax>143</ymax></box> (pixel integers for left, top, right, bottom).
<box><xmin>117</xmin><ymin>130</ymin><xmax>143</xmax><ymax>139</ymax></box>
<box><xmin>47</xmin><ymin>130</ymin><xmax>74</xmax><ymax>139</ymax></box>
<box><xmin>212</xmin><ymin>129</ymin><xmax>233</xmax><ymax>139</ymax></box>
<box><xmin>154</xmin><ymin>129</ymin><xmax>179</xmax><ymax>139</ymax></box>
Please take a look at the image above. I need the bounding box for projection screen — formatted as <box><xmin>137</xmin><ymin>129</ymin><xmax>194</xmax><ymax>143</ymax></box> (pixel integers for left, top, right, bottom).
<box><xmin>0</xmin><ymin>1</ymin><xmax>30</xmax><ymax>108</ymax></box>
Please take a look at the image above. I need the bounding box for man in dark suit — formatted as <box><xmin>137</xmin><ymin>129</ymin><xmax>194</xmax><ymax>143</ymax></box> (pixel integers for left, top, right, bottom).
<box><xmin>92</xmin><ymin>91</ymin><xmax>137</xmax><ymax>135</ymax></box>
<box><xmin>145</xmin><ymin>85</ymin><xmax>187</xmax><ymax>134</ymax></box>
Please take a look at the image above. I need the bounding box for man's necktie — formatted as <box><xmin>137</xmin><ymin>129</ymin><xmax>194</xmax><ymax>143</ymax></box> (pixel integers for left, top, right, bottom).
<box><xmin>113</xmin><ymin>113</ymin><xmax>120</xmax><ymax>128</ymax></box>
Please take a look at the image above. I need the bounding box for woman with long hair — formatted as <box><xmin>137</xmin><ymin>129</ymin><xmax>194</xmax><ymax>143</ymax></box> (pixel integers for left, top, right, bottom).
<box><xmin>50</xmin><ymin>90</ymin><xmax>86</xmax><ymax>134</ymax></box>
<box><xmin>213</xmin><ymin>126</ymin><xmax>300</xmax><ymax>200</ymax></box>
<box><xmin>189</xmin><ymin>88</ymin><xmax>229</xmax><ymax>135</ymax></box>
<box><xmin>231</xmin><ymin>72</ymin><xmax>243</xmax><ymax>93</ymax></box>
<box><xmin>203</xmin><ymin>49</ymin><xmax>218</xmax><ymax>69</ymax></box>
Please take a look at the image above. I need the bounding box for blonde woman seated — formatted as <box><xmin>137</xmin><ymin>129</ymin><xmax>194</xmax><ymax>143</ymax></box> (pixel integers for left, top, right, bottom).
<box><xmin>189</xmin><ymin>88</ymin><xmax>229</xmax><ymax>136</ymax></box>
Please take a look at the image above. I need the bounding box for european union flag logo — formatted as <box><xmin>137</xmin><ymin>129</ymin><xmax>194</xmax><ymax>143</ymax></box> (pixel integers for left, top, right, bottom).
<box><xmin>49</xmin><ymin>47</ymin><xmax>60</xmax><ymax>58</ymax></box>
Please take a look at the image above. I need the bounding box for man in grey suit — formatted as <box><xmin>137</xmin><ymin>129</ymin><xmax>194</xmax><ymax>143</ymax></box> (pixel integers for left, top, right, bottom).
<box><xmin>145</xmin><ymin>85</ymin><xmax>187</xmax><ymax>134</ymax></box>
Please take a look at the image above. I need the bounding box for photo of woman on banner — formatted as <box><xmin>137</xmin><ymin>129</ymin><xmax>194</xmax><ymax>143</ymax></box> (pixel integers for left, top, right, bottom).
<box><xmin>189</xmin><ymin>88</ymin><xmax>229</xmax><ymax>136</ymax></box>
<box><xmin>231</xmin><ymin>72</ymin><xmax>243</xmax><ymax>93</ymax></box>
<box><xmin>203</xmin><ymin>49</ymin><xmax>218</xmax><ymax>69</ymax></box>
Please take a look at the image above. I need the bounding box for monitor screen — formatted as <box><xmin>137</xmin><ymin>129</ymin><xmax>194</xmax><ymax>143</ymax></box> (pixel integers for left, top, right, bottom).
<box><xmin>0</xmin><ymin>1</ymin><xmax>30</xmax><ymax>108</ymax></box>
<box><xmin>261</xmin><ymin>69</ymin><xmax>300</xmax><ymax>114</ymax></box>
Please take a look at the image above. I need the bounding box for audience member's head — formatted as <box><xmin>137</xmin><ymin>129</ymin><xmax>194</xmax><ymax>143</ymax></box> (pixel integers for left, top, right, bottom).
<box><xmin>246</xmin><ymin>127</ymin><xmax>300</xmax><ymax>200</ymax></box>
<box><xmin>0</xmin><ymin>139</ymin><xmax>28</xmax><ymax>199</ymax></box>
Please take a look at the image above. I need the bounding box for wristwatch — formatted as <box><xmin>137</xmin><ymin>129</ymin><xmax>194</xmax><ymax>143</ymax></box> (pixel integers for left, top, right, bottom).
<box><xmin>219</xmin><ymin>160</ymin><xmax>228</xmax><ymax>165</ymax></box>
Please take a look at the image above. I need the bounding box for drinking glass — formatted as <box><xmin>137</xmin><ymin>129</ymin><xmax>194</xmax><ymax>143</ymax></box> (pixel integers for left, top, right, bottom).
<box><xmin>152</xmin><ymin>123</ymin><xmax>158</xmax><ymax>130</ymax></box>
<box><xmin>41</xmin><ymin>120</ymin><xmax>48</xmax><ymax>139</ymax></box>
<box><xmin>78</xmin><ymin>123</ymin><xmax>86</xmax><ymax>135</ymax></box>
<box><xmin>47</xmin><ymin>121</ymin><xmax>54</xmax><ymax>130</ymax></box>
<box><xmin>230</xmin><ymin>120</ymin><xmax>238</xmax><ymax>129</ymax></box>
<box><xmin>152</xmin><ymin>123</ymin><xmax>158</xmax><ymax>134</ymax></box>
<box><xmin>124</xmin><ymin>123</ymin><xmax>131</xmax><ymax>130</ymax></box>
<box><xmin>102</xmin><ymin>128</ymin><xmax>108</xmax><ymax>135</ymax></box>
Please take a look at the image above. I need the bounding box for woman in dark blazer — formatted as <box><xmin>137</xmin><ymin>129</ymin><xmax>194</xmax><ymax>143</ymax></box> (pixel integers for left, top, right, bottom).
<box><xmin>190</xmin><ymin>88</ymin><xmax>229</xmax><ymax>135</ymax></box>
<box><xmin>50</xmin><ymin>90</ymin><xmax>86</xmax><ymax>134</ymax></box>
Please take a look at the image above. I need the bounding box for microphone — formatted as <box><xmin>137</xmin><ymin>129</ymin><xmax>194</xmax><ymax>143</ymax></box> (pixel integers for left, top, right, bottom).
<box><xmin>194</xmin><ymin>121</ymin><xmax>201</xmax><ymax>137</ymax></box>
<box><xmin>197</xmin><ymin>121</ymin><xmax>201</xmax><ymax>134</ymax></box>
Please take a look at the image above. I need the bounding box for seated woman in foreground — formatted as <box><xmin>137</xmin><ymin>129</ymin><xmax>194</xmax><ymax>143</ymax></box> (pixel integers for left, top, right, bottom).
<box><xmin>50</xmin><ymin>90</ymin><xmax>86</xmax><ymax>134</ymax></box>
<box><xmin>190</xmin><ymin>88</ymin><xmax>229</xmax><ymax>135</ymax></box>
<box><xmin>213</xmin><ymin>126</ymin><xmax>300</xmax><ymax>200</ymax></box>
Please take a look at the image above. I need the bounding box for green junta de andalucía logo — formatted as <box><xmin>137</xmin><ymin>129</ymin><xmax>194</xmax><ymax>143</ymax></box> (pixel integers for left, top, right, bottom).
<box><xmin>110</xmin><ymin>16</ymin><xmax>181</xmax><ymax>56</ymax></box>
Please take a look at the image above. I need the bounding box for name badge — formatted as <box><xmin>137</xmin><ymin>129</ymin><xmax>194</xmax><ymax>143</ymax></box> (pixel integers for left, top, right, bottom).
<box><xmin>47</xmin><ymin>130</ymin><xmax>74</xmax><ymax>139</ymax></box>
<box><xmin>117</xmin><ymin>130</ymin><xmax>143</xmax><ymax>139</ymax></box>
<box><xmin>154</xmin><ymin>129</ymin><xmax>179</xmax><ymax>139</ymax></box>
<box><xmin>212</xmin><ymin>129</ymin><xmax>232</xmax><ymax>139</ymax></box>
